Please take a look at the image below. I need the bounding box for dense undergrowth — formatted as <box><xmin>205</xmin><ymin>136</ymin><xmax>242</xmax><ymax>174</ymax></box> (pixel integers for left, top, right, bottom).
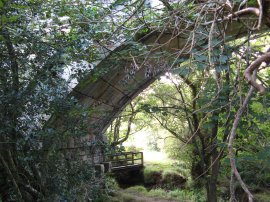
<box><xmin>105</xmin><ymin>160</ymin><xmax>270</xmax><ymax>202</ymax></box>
<box><xmin>112</xmin><ymin>186</ymin><xmax>206</xmax><ymax>202</ymax></box>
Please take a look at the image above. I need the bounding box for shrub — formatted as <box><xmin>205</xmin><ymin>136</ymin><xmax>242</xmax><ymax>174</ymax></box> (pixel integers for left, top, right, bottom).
<box><xmin>144</xmin><ymin>165</ymin><xmax>187</xmax><ymax>189</ymax></box>
<box><xmin>105</xmin><ymin>177</ymin><xmax>120</xmax><ymax>196</ymax></box>
<box><xmin>144</xmin><ymin>168</ymin><xmax>163</xmax><ymax>185</ymax></box>
<box><xmin>148</xmin><ymin>188</ymin><xmax>167</xmax><ymax>198</ymax></box>
<box><xmin>161</xmin><ymin>171</ymin><xmax>187</xmax><ymax>189</ymax></box>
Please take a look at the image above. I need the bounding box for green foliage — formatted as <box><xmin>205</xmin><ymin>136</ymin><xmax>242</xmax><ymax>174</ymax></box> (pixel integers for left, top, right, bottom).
<box><xmin>147</xmin><ymin>188</ymin><xmax>167</xmax><ymax>198</ymax></box>
<box><xmin>105</xmin><ymin>176</ymin><xmax>120</xmax><ymax>192</ymax></box>
<box><xmin>43</xmin><ymin>160</ymin><xmax>104</xmax><ymax>201</ymax></box>
<box><xmin>144</xmin><ymin>163</ymin><xmax>188</xmax><ymax>190</ymax></box>
<box><xmin>144</xmin><ymin>167</ymin><xmax>163</xmax><ymax>185</ymax></box>
<box><xmin>235</xmin><ymin>146</ymin><xmax>270</xmax><ymax>187</ymax></box>
<box><xmin>254</xmin><ymin>191</ymin><xmax>270</xmax><ymax>202</ymax></box>
<box><xmin>114</xmin><ymin>185</ymin><xmax>206</xmax><ymax>202</ymax></box>
<box><xmin>1</xmin><ymin>0</ymin><xmax>270</xmax><ymax>201</ymax></box>
<box><xmin>146</xmin><ymin>188</ymin><xmax>206</xmax><ymax>201</ymax></box>
<box><xmin>0</xmin><ymin>0</ymin><xmax>131</xmax><ymax>200</ymax></box>
<box><xmin>124</xmin><ymin>145</ymin><xmax>143</xmax><ymax>152</ymax></box>
<box><xmin>166</xmin><ymin>189</ymin><xmax>206</xmax><ymax>202</ymax></box>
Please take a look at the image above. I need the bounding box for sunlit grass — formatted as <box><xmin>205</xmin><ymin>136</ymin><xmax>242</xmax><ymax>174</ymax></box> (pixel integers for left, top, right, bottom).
<box><xmin>125</xmin><ymin>186</ymin><xmax>148</xmax><ymax>193</ymax></box>
<box><xmin>143</xmin><ymin>152</ymin><xmax>190</xmax><ymax>179</ymax></box>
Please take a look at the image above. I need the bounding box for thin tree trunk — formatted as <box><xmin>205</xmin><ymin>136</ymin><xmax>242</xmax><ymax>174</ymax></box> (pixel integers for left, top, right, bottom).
<box><xmin>206</xmin><ymin>149</ymin><xmax>219</xmax><ymax>202</ymax></box>
<box><xmin>206</xmin><ymin>112</ymin><xmax>220</xmax><ymax>202</ymax></box>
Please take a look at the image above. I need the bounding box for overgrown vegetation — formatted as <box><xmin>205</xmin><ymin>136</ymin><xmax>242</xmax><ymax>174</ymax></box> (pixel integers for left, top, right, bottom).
<box><xmin>1</xmin><ymin>0</ymin><xmax>270</xmax><ymax>201</ymax></box>
<box><xmin>114</xmin><ymin>185</ymin><xmax>206</xmax><ymax>202</ymax></box>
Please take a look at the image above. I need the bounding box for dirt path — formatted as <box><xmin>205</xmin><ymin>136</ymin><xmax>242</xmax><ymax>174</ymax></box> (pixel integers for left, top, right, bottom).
<box><xmin>119</xmin><ymin>190</ymin><xmax>180</xmax><ymax>202</ymax></box>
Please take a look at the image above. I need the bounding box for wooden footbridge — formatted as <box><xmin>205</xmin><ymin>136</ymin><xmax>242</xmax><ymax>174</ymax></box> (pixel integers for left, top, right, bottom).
<box><xmin>104</xmin><ymin>152</ymin><xmax>144</xmax><ymax>186</ymax></box>
<box><xmin>94</xmin><ymin>151</ymin><xmax>144</xmax><ymax>174</ymax></box>
<box><xmin>105</xmin><ymin>151</ymin><xmax>144</xmax><ymax>171</ymax></box>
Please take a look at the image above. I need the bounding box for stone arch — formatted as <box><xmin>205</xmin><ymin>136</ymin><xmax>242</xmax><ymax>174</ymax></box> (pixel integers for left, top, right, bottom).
<box><xmin>72</xmin><ymin>22</ymin><xmax>260</xmax><ymax>135</ymax></box>
<box><xmin>57</xmin><ymin>12</ymin><xmax>270</xmax><ymax>163</ymax></box>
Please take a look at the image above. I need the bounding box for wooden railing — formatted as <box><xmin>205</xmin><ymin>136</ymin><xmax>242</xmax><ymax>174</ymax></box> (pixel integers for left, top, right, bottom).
<box><xmin>105</xmin><ymin>152</ymin><xmax>143</xmax><ymax>170</ymax></box>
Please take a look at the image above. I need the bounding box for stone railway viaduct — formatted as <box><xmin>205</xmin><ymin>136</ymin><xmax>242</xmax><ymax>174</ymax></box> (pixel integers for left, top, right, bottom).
<box><xmin>54</xmin><ymin>3</ymin><xmax>270</xmax><ymax>165</ymax></box>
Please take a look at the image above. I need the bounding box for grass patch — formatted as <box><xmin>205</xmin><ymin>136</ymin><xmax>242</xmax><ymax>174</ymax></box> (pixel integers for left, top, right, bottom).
<box><xmin>119</xmin><ymin>193</ymin><xmax>137</xmax><ymax>202</ymax></box>
<box><xmin>126</xmin><ymin>186</ymin><xmax>148</xmax><ymax>194</ymax></box>
<box><xmin>147</xmin><ymin>188</ymin><xmax>167</xmax><ymax>198</ymax></box>
<box><xmin>144</xmin><ymin>162</ymin><xmax>188</xmax><ymax>189</ymax></box>
<box><xmin>144</xmin><ymin>160</ymin><xmax>189</xmax><ymax>178</ymax></box>
<box><xmin>147</xmin><ymin>188</ymin><xmax>206</xmax><ymax>201</ymax></box>
<box><xmin>109</xmin><ymin>192</ymin><xmax>137</xmax><ymax>202</ymax></box>
<box><xmin>124</xmin><ymin>186</ymin><xmax>206</xmax><ymax>202</ymax></box>
<box><xmin>254</xmin><ymin>191</ymin><xmax>270</xmax><ymax>202</ymax></box>
<box><xmin>167</xmin><ymin>189</ymin><xmax>206</xmax><ymax>202</ymax></box>
<box><xmin>110</xmin><ymin>186</ymin><xmax>206</xmax><ymax>202</ymax></box>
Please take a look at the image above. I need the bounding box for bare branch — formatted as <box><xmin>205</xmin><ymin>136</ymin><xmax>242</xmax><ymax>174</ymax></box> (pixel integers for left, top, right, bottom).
<box><xmin>203</xmin><ymin>7</ymin><xmax>260</xmax><ymax>26</ymax></box>
<box><xmin>244</xmin><ymin>52</ymin><xmax>270</xmax><ymax>95</ymax></box>
<box><xmin>228</xmin><ymin>71</ymin><xmax>257</xmax><ymax>202</ymax></box>
<box><xmin>256</xmin><ymin>0</ymin><xmax>263</xmax><ymax>29</ymax></box>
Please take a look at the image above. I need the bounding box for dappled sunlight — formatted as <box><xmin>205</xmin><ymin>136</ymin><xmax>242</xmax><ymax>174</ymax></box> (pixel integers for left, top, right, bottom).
<box><xmin>122</xmin><ymin>129</ymin><xmax>177</xmax><ymax>165</ymax></box>
<box><xmin>143</xmin><ymin>150</ymin><xmax>171</xmax><ymax>164</ymax></box>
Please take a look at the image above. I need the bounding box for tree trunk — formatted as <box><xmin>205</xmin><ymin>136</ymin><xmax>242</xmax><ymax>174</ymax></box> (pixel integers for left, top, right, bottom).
<box><xmin>206</xmin><ymin>179</ymin><xmax>217</xmax><ymax>202</ymax></box>
<box><xmin>206</xmin><ymin>112</ymin><xmax>220</xmax><ymax>202</ymax></box>
<box><xmin>206</xmin><ymin>150</ymin><xmax>220</xmax><ymax>202</ymax></box>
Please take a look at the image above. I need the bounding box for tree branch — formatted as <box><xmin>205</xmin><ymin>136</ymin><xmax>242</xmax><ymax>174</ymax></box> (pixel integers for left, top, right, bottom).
<box><xmin>111</xmin><ymin>103</ymin><xmax>136</xmax><ymax>147</ymax></box>
<box><xmin>0</xmin><ymin>154</ymin><xmax>23</xmax><ymax>201</ymax></box>
<box><xmin>228</xmin><ymin>71</ymin><xmax>257</xmax><ymax>202</ymax></box>
<box><xmin>244</xmin><ymin>52</ymin><xmax>270</xmax><ymax>95</ymax></box>
<box><xmin>203</xmin><ymin>7</ymin><xmax>260</xmax><ymax>26</ymax></box>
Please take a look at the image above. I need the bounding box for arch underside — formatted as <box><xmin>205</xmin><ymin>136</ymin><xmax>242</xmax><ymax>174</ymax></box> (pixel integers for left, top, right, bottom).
<box><xmin>72</xmin><ymin>20</ymin><xmax>264</xmax><ymax>138</ymax></box>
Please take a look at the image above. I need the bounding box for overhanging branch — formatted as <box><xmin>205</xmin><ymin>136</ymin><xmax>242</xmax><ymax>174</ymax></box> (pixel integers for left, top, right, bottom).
<box><xmin>244</xmin><ymin>52</ymin><xmax>270</xmax><ymax>95</ymax></box>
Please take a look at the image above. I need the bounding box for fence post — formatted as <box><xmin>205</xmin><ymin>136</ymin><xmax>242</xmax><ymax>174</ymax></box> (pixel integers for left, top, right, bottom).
<box><xmin>141</xmin><ymin>152</ymin><xmax>143</xmax><ymax>166</ymax></box>
<box><xmin>116</xmin><ymin>154</ymin><xmax>119</xmax><ymax>167</ymax></box>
